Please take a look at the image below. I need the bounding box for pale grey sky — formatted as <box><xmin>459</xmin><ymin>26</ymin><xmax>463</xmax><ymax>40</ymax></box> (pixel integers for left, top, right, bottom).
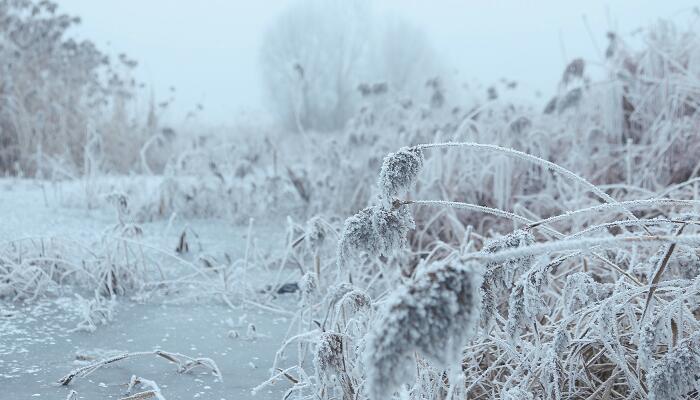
<box><xmin>58</xmin><ymin>0</ymin><xmax>698</xmax><ymax>125</ymax></box>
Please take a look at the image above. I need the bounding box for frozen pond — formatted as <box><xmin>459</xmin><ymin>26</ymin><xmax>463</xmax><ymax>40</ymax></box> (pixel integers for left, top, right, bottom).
<box><xmin>1</xmin><ymin>299</ymin><xmax>293</xmax><ymax>399</ymax></box>
<box><xmin>0</xmin><ymin>179</ymin><xmax>296</xmax><ymax>399</ymax></box>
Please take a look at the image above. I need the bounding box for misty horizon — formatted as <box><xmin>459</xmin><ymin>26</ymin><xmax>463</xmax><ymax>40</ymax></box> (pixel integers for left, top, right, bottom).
<box><xmin>57</xmin><ymin>0</ymin><xmax>697</xmax><ymax>125</ymax></box>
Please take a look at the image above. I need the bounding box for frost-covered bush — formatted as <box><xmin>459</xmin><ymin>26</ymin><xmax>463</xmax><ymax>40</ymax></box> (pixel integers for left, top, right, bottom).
<box><xmin>0</xmin><ymin>0</ymin><xmax>149</xmax><ymax>175</ymax></box>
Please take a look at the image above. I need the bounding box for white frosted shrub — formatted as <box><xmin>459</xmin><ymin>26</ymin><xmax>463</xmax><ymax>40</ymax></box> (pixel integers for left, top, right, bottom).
<box><xmin>363</xmin><ymin>258</ymin><xmax>482</xmax><ymax>399</ymax></box>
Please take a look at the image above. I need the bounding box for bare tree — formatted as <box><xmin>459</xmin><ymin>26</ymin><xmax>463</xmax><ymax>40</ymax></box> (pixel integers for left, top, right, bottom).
<box><xmin>260</xmin><ymin>0</ymin><xmax>441</xmax><ymax>133</ymax></box>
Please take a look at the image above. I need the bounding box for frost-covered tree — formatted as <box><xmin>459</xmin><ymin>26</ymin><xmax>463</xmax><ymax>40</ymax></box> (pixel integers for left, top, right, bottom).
<box><xmin>259</xmin><ymin>0</ymin><xmax>441</xmax><ymax>133</ymax></box>
<box><xmin>0</xmin><ymin>0</ymin><xmax>141</xmax><ymax>175</ymax></box>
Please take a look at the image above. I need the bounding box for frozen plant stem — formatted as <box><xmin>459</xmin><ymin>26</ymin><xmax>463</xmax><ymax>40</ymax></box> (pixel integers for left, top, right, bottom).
<box><xmin>56</xmin><ymin>350</ymin><xmax>222</xmax><ymax>386</ymax></box>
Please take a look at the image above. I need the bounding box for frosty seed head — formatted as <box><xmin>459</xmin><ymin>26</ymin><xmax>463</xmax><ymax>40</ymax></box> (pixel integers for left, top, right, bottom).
<box><xmin>371</xmin><ymin>205</ymin><xmax>415</xmax><ymax>257</ymax></box>
<box><xmin>482</xmin><ymin>229</ymin><xmax>535</xmax><ymax>260</ymax></box>
<box><xmin>541</xmin><ymin>347</ymin><xmax>563</xmax><ymax>399</ymax></box>
<box><xmin>337</xmin><ymin>205</ymin><xmax>415</xmax><ymax>269</ymax></box>
<box><xmin>363</xmin><ymin>258</ymin><xmax>483</xmax><ymax>399</ymax></box>
<box><xmin>299</xmin><ymin>272</ymin><xmax>318</xmax><ymax>305</ymax></box>
<box><xmin>552</xmin><ymin>326</ymin><xmax>570</xmax><ymax>356</ymax></box>
<box><xmin>561</xmin><ymin>58</ymin><xmax>585</xmax><ymax>85</ymax></box>
<box><xmin>377</xmin><ymin>146</ymin><xmax>424</xmax><ymax>201</ymax></box>
<box><xmin>482</xmin><ymin>229</ymin><xmax>536</xmax><ymax>281</ymax></box>
<box><xmin>305</xmin><ymin>215</ymin><xmax>327</xmax><ymax>253</ymax></box>
<box><xmin>336</xmin><ymin>289</ymin><xmax>372</xmax><ymax>316</ymax></box>
<box><xmin>638</xmin><ymin>310</ymin><xmax>676</xmax><ymax>370</ymax></box>
<box><xmin>314</xmin><ymin>331</ymin><xmax>346</xmax><ymax>382</ymax></box>
<box><xmin>325</xmin><ymin>283</ymin><xmax>356</xmax><ymax>306</ymax></box>
<box><xmin>337</xmin><ymin>207</ymin><xmax>380</xmax><ymax>269</ymax></box>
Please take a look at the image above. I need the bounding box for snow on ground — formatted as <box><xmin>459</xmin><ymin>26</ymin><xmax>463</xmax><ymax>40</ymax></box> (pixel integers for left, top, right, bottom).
<box><xmin>0</xmin><ymin>179</ymin><xmax>294</xmax><ymax>399</ymax></box>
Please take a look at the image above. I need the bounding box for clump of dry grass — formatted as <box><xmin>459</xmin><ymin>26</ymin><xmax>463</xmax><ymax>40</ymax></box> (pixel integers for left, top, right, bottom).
<box><xmin>265</xmin><ymin>134</ymin><xmax>700</xmax><ymax>399</ymax></box>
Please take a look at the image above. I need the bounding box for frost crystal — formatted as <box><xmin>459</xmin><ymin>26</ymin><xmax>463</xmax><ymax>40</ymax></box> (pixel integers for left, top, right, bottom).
<box><xmin>337</xmin><ymin>205</ymin><xmax>415</xmax><ymax>268</ymax></box>
<box><xmin>647</xmin><ymin>334</ymin><xmax>700</xmax><ymax>400</ymax></box>
<box><xmin>363</xmin><ymin>258</ymin><xmax>483</xmax><ymax>399</ymax></box>
<box><xmin>377</xmin><ymin>146</ymin><xmax>424</xmax><ymax>201</ymax></box>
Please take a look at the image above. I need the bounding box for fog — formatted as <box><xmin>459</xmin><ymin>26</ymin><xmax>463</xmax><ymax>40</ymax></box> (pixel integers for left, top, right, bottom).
<box><xmin>58</xmin><ymin>0</ymin><xmax>696</xmax><ymax>124</ymax></box>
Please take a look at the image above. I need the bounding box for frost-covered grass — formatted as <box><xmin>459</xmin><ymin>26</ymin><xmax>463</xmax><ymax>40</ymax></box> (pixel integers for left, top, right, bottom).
<box><xmin>258</xmin><ymin>139</ymin><xmax>700</xmax><ymax>399</ymax></box>
<box><xmin>245</xmin><ymin>19</ymin><xmax>700</xmax><ymax>399</ymax></box>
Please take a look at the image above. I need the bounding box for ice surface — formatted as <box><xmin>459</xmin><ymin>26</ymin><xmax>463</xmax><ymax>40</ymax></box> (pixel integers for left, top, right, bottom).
<box><xmin>0</xmin><ymin>179</ymin><xmax>292</xmax><ymax>399</ymax></box>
